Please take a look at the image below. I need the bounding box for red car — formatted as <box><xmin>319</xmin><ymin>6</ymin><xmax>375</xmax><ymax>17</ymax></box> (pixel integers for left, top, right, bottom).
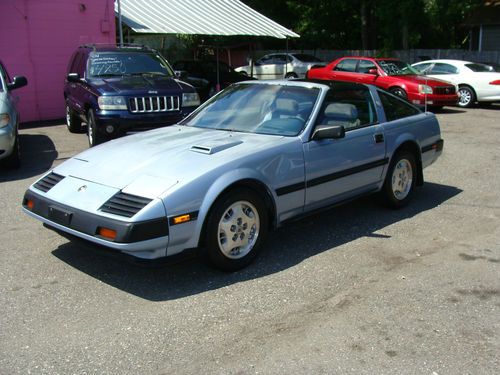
<box><xmin>307</xmin><ymin>57</ymin><xmax>459</xmax><ymax>108</ymax></box>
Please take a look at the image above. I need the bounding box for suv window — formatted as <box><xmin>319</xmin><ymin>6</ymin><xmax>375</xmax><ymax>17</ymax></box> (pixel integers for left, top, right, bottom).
<box><xmin>334</xmin><ymin>59</ymin><xmax>357</xmax><ymax>72</ymax></box>
<box><xmin>429</xmin><ymin>63</ymin><xmax>458</xmax><ymax>75</ymax></box>
<box><xmin>378</xmin><ymin>90</ymin><xmax>420</xmax><ymax>121</ymax></box>
<box><xmin>316</xmin><ymin>87</ymin><xmax>377</xmax><ymax>130</ymax></box>
<box><xmin>88</xmin><ymin>52</ymin><xmax>174</xmax><ymax>77</ymax></box>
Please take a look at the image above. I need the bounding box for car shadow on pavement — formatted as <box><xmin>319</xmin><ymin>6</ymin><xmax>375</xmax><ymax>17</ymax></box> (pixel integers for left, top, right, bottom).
<box><xmin>429</xmin><ymin>107</ymin><xmax>466</xmax><ymax>114</ymax></box>
<box><xmin>0</xmin><ymin>134</ymin><xmax>57</xmax><ymax>182</ymax></box>
<box><xmin>52</xmin><ymin>182</ymin><xmax>462</xmax><ymax>301</ymax></box>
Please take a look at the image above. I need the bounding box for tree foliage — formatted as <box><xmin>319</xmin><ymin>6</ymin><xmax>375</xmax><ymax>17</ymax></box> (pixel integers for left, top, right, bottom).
<box><xmin>243</xmin><ymin>0</ymin><xmax>483</xmax><ymax>50</ymax></box>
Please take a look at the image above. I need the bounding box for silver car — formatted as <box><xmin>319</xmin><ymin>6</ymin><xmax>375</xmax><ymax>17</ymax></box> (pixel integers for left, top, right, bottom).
<box><xmin>235</xmin><ymin>53</ymin><xmax>326</xmax><ymax>79</ymax></box>
<box><xmin>0</xmin><ymin>61</ymin><xmax>27</xmax><ymax>168</ymax></box>
<box><xmin>23</xmin><ymin>80</ymin><xmax>443</xmax><ymax>271</ymax></box>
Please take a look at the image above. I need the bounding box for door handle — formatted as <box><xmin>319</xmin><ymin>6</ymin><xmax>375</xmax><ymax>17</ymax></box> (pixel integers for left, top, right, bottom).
<box><xmin>374</xmin><ymin>133</ymin><xmax>384</xmax><ymax>143</ymax></box>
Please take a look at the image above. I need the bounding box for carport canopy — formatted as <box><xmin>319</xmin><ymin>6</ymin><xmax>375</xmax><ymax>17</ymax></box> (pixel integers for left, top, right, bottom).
<box><xmin>115</xmin><ymin>0</ymin><xmax>299</xmax><ymax>39</ymax></box>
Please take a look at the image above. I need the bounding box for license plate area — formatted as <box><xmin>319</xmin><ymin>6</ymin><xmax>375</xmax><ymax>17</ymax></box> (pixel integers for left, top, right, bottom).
<box><xmin>48</xmin><ymin>206</ymin><xmax>73</xmax><ymax>227</ymax></box>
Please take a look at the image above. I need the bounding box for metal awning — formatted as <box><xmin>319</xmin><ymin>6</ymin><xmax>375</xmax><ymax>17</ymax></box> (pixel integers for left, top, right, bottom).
<box><xmin>115</xmin><ymin>0</ymin><xmax>299</xmax><ymax>39</ymax></box>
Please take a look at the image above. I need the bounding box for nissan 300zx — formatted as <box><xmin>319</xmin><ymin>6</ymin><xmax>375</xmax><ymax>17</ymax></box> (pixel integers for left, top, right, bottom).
<box><xmin>22</xmin><ymin>80</ymin><xmax>443</xmax><ymax>271</ymax></box>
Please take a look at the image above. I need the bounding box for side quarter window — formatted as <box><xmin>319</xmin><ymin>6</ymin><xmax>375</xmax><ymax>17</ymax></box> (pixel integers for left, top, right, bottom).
<box><xmin>316</xmin><ymin>87</ymin><xmax>377</xmax><ymax>131</ymax></box>
<box><xmin>378</xmin><ymin>90</ymin><xmax>420</xmax><ymax>122</ymax></box>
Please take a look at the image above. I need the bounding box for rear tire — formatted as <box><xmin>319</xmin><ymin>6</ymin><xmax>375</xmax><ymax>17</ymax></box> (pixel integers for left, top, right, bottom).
<box><xmin>285</xmin><ymin>72</ymin><xmax>298</xmax><ymax>79</ymax></box>
<box><xmin>66</xmin><ymin>103</ymin><xmax>83</xmax><ymax>133</ymax></box>
<box><xmin>204</xmin><ymin>188</ymin><xmax>268</xmax><ymax>271</ymax></box>
<box><xmin>382</xmin><ymin>151</ymin><xmax>417</xmax><ymax>208</ymax></box>
<box><xmin>87</xmin><ymin>109</ymin><xmax>105</xmax><ymax>147</ymax></box>
<box><xmin>458</xmin><ymin>86</ymin><xmax>475</xmax><ymax>108</ymax></box>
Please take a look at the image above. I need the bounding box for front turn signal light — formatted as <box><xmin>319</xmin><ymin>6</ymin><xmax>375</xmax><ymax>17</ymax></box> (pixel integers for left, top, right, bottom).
<box><xmin>97</xmin><ymin>227</ymin><xmax>117</xmax><ymax>241</ymax></box>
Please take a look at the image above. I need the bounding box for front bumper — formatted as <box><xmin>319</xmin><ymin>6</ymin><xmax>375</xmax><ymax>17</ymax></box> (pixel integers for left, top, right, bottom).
<box><xmin>22</xmin><ymin>189</ymin><xmax>170</xmax><ymax>259</ymax></box>
<box><xmin>408</xmin><ymin>93</ymin><xmax>458</xmax><ymax>106</ymax></box>
<box><xmin>94</xmin><ymin>107</ymin><xmax>197</xmax><ymax>134</ymax></box>
<box><xmin>0</xmin><ymin>122</ymin><xmax>16</xmax><ymax>161</ymax></box>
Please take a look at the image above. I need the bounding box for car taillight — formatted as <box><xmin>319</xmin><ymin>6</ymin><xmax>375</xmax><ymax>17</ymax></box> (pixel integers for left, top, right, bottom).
<box><xmin>489</xmin><ymin>80</ymin><xmax>500</xmax><ymax>85</ymax></box>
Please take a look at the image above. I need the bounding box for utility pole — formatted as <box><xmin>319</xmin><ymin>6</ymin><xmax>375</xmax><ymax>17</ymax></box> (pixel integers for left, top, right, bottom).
<box><xmin>117</xmin><ymin>0</ymin><xmax>123</xmax><ymax>46</ymax></box>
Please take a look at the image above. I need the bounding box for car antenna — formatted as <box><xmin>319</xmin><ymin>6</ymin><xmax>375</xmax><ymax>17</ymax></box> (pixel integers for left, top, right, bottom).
<box><xmin>424</xmin><ymin>77</ymin><xmax>428</xmax><ymax>113</ymax></box>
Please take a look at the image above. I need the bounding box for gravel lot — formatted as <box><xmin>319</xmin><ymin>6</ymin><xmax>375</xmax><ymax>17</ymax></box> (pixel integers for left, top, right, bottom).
<box><xmin>1</xmin><ymin>105</ymin><xmax>499</xmax><ymax>374</ymax></box>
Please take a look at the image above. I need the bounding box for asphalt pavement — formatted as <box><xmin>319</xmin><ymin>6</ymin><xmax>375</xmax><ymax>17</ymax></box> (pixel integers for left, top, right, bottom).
<box><xmin>0</xmin><ymin>105</ymin><xmax>499</xmax><ymax>374</ymax></box>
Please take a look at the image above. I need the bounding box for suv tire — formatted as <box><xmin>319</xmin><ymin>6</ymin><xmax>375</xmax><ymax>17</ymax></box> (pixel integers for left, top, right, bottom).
<box><xmin>87</xmin><ymin>109</ymin><xmax>105</xmax><ymax>147</ymax></box>
<box><xmin>66</xmin><ymin>102</ymin><xmax>83</xmax><ymax>133</ymax></box>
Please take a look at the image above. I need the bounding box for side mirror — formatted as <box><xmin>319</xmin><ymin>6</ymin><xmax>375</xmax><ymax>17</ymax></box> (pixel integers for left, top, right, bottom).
<box><xmin>368</xmin><ymin>68</ymin><xmax>378</xmax><ymax>75</ymax></box>
<box><xmin>7</xmin><ymin>76</ymin><xmax>28</xmax><ymax>90</ymax></box>
<box><xmin>67</xmin><ymin>73</ymin><xmax>81</xmax><ymax>83</ymax></box>
<box><xmin>174</xmin><ymin>70</ymin><xmax>188</xmax><ymax>80</ymax></box>
<box><xmin>312</xmin><ymin>125</ymin><xmax>345</xmax><ymax>140</ymax></box>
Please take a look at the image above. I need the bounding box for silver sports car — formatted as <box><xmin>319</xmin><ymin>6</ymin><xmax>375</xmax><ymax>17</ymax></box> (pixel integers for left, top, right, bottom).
<box><xmin>23</xmin><ymin>80</ymin><xmax>443</xmax><ymax>270</ymax></box>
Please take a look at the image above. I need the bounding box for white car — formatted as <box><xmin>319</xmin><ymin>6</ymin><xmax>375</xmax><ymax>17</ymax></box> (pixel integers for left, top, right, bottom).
<box><xmin>235</xmin><ymin>53</ymin><xmax>326</xmax><ymax>80</ymax></box>
<box><xmin>412</xmin><ymin>59</ymin><xmax>500</xmax><ymax>107</ymax></box>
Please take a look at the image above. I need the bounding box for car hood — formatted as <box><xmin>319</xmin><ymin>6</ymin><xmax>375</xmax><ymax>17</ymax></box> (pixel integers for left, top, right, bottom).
<box><xmin>390</xmin><ymin>74</ymin><xmax>453</xmax><ymax>87</ymax></box>
<box><xmin>54</xmin><ymin>125</ymin><xmax>284</xmax><ymax>197</ymax></box>
<box><xmin>89</xmin><ymin>76</ymin><xmax>194</xmax><ymax>95</ymax></box>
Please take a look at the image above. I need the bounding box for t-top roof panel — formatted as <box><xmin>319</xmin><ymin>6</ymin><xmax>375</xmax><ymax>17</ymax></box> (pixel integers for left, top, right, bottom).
<box><xmin>116</xmin><ymin>0</ymin><xmax>300</xmax><ymax>39</ymax></box>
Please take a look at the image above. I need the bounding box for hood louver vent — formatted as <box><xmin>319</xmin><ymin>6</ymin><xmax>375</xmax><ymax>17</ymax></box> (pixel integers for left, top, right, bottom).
<box><xmin>100</xmin><ymin>192</ymin><xmax>152</xmax><ymax>218</ymax></box>
<box><xmin>33</xmin><ymin>172</ymin><xmax>65</xmax><ymax>193</ymax></box>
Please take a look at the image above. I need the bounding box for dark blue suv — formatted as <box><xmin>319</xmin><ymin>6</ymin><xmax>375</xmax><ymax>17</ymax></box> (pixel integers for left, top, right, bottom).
<box><xmin>64</xmin><ymin>45</ymin><xmax>200</xmax><ymax>146</ymax></box>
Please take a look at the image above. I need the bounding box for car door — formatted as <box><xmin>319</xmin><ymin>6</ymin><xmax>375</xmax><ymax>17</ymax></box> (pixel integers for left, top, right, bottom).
<box><xmin>354</xmin><ymin>59</ymin><xmax>379</xmax><ymax>84</ymax></box>
<box><xmin>67</xmin><ymin>51</ymin><xmax>88</xmax><ymax>116</ymax></box>
<box><xmin>328</xmin><ymin>58</ymin><xmax>359</xmax><ymax>82</ymax></box>
<box><xmin>303</xmin><ymin>85</ymin><xmax>386</xmax><ymax>211</ymax></box>
<box><xmin>254</xmin><ymin>55</ymin><xmax>274</xmax><ymax>79</ymax></box>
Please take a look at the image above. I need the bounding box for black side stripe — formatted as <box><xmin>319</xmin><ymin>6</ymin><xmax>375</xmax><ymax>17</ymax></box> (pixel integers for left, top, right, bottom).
<box><xmin>276</xmin><ymin>182</ymin><xmax>306</xmax><ymax>196</ymax></box>
<box><xmin>421</xmin><ymin>139</ymin><xmax>444</xmax><ymax>153</ymax></box>
<box><xmin>307</xmin><ymin>158</ymin><xmax>389</xmax><ymax>188</ymax></box>
<box><xmin>275</xmin><ymin>157</ymin><xmax>389</xmax><ymax>196</ymax></box>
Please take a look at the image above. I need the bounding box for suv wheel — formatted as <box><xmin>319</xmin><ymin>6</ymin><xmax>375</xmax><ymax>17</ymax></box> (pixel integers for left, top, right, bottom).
<box><xmin>66</xmin><ymin>103</ymin><xmax>83</xmax><ymax>133</ymax></box>
<box><xmin>87</xmin><ymin>109</ymin><xmax>105</xmax><ymax>147</ymax></box>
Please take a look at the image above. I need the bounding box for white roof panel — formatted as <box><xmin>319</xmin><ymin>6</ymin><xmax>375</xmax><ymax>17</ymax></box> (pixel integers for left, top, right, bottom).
<box><xmin>116</xmin><ymin>0</ymin><xmax>299</xmax><ymax>39</ymax></box>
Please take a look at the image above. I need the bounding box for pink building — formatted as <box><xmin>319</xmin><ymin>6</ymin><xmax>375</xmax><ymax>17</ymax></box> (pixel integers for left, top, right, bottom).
<box><xmin>0</xmin><ymin>0</ymin><xmax>116</xmax><ymax>123</ymax></box>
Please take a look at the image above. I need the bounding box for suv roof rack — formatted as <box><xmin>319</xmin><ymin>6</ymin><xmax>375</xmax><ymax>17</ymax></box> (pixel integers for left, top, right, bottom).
<box><xmin>79</xmin><ymin>43</ymin><xmax>152</xmax><ymax>51</ymax></box>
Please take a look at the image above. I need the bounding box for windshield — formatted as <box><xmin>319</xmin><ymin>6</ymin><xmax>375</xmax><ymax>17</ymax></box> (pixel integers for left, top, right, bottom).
<box><xmin>88</xmin><ymin>52</ymin><xmax>174</xmax><ymax>78</ymax></box>
<box><xmin>378</xmin><ymin>60</ymin><xmax>420</xmax><ymax>76</ymax></box>
<box><xmin>182</xmin><ymin>83</ymin><xmax>320</xmax><ymax>136</ymax></box>
<box><xmin>292</xmin><ymin>54</ymin><xmax>323</xmax><ymax>63</ymax></box>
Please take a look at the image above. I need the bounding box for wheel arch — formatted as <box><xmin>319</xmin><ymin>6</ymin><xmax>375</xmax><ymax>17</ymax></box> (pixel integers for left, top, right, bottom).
<box><xmin>196</xmin><ymin>178</ymin><xmax>277</xmax><ymax>248</ymax></box>
<box><xmin>390</xmin><ymin>140</ymin><xmax>424</xmax><ymax>186</ymax></box>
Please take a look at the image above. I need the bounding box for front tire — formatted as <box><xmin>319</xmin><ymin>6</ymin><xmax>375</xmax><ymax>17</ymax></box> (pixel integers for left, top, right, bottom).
<box><xmin>87</xmin><ymin>109</ymin><xmax>105</xmax><ymax>147</ymax></box>
<box><xmin>382</xmin><ymin>151</ymin><xmax>417</xmax><ymax>208</ymax></box>
<box><xmin>204</xmin><ymin>188</ymin><xmax>268</xmax><ymax>271</ymax></box>
<box><xmin>1</xmin><ymin>132</ymin><xmax>20</xmax><ymax>169</ymax></box>
<box><xmin>285</xmin><ymin>72</ymin><xmax>298</xmax><ymax>79</ymax></box>
<box><xmin>458</xmin><ymin>86</ymin><xmax>475</xmax><ymax>108</ymax></box>
<box><xmin>66</xmin><ymin>103</ymin><xmax>83</xmax><ymax>133</ymax></box>
<box><xmin>389</xmin><ymin>87</ymin><xmax>408</xmax><ymax>100</ymax></box>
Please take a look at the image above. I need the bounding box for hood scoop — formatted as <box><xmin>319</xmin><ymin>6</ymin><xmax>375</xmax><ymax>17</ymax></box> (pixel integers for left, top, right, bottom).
<box><xmin>190</xmin><ymin>139</ymin><xmax>243</xmax><ymax>155</ymax></box>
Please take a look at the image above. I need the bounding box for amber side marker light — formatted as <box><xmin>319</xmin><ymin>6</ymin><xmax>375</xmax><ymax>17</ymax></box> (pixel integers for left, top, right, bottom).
<box><xmin>97</xmin><ymin>227</ymin><xmax>117</xmax><ymax>241</ymax></box>
<box><xmin>172</xmin><ymin>214</ymin><xmax>191</xmax><ymax>225</ymax></box>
